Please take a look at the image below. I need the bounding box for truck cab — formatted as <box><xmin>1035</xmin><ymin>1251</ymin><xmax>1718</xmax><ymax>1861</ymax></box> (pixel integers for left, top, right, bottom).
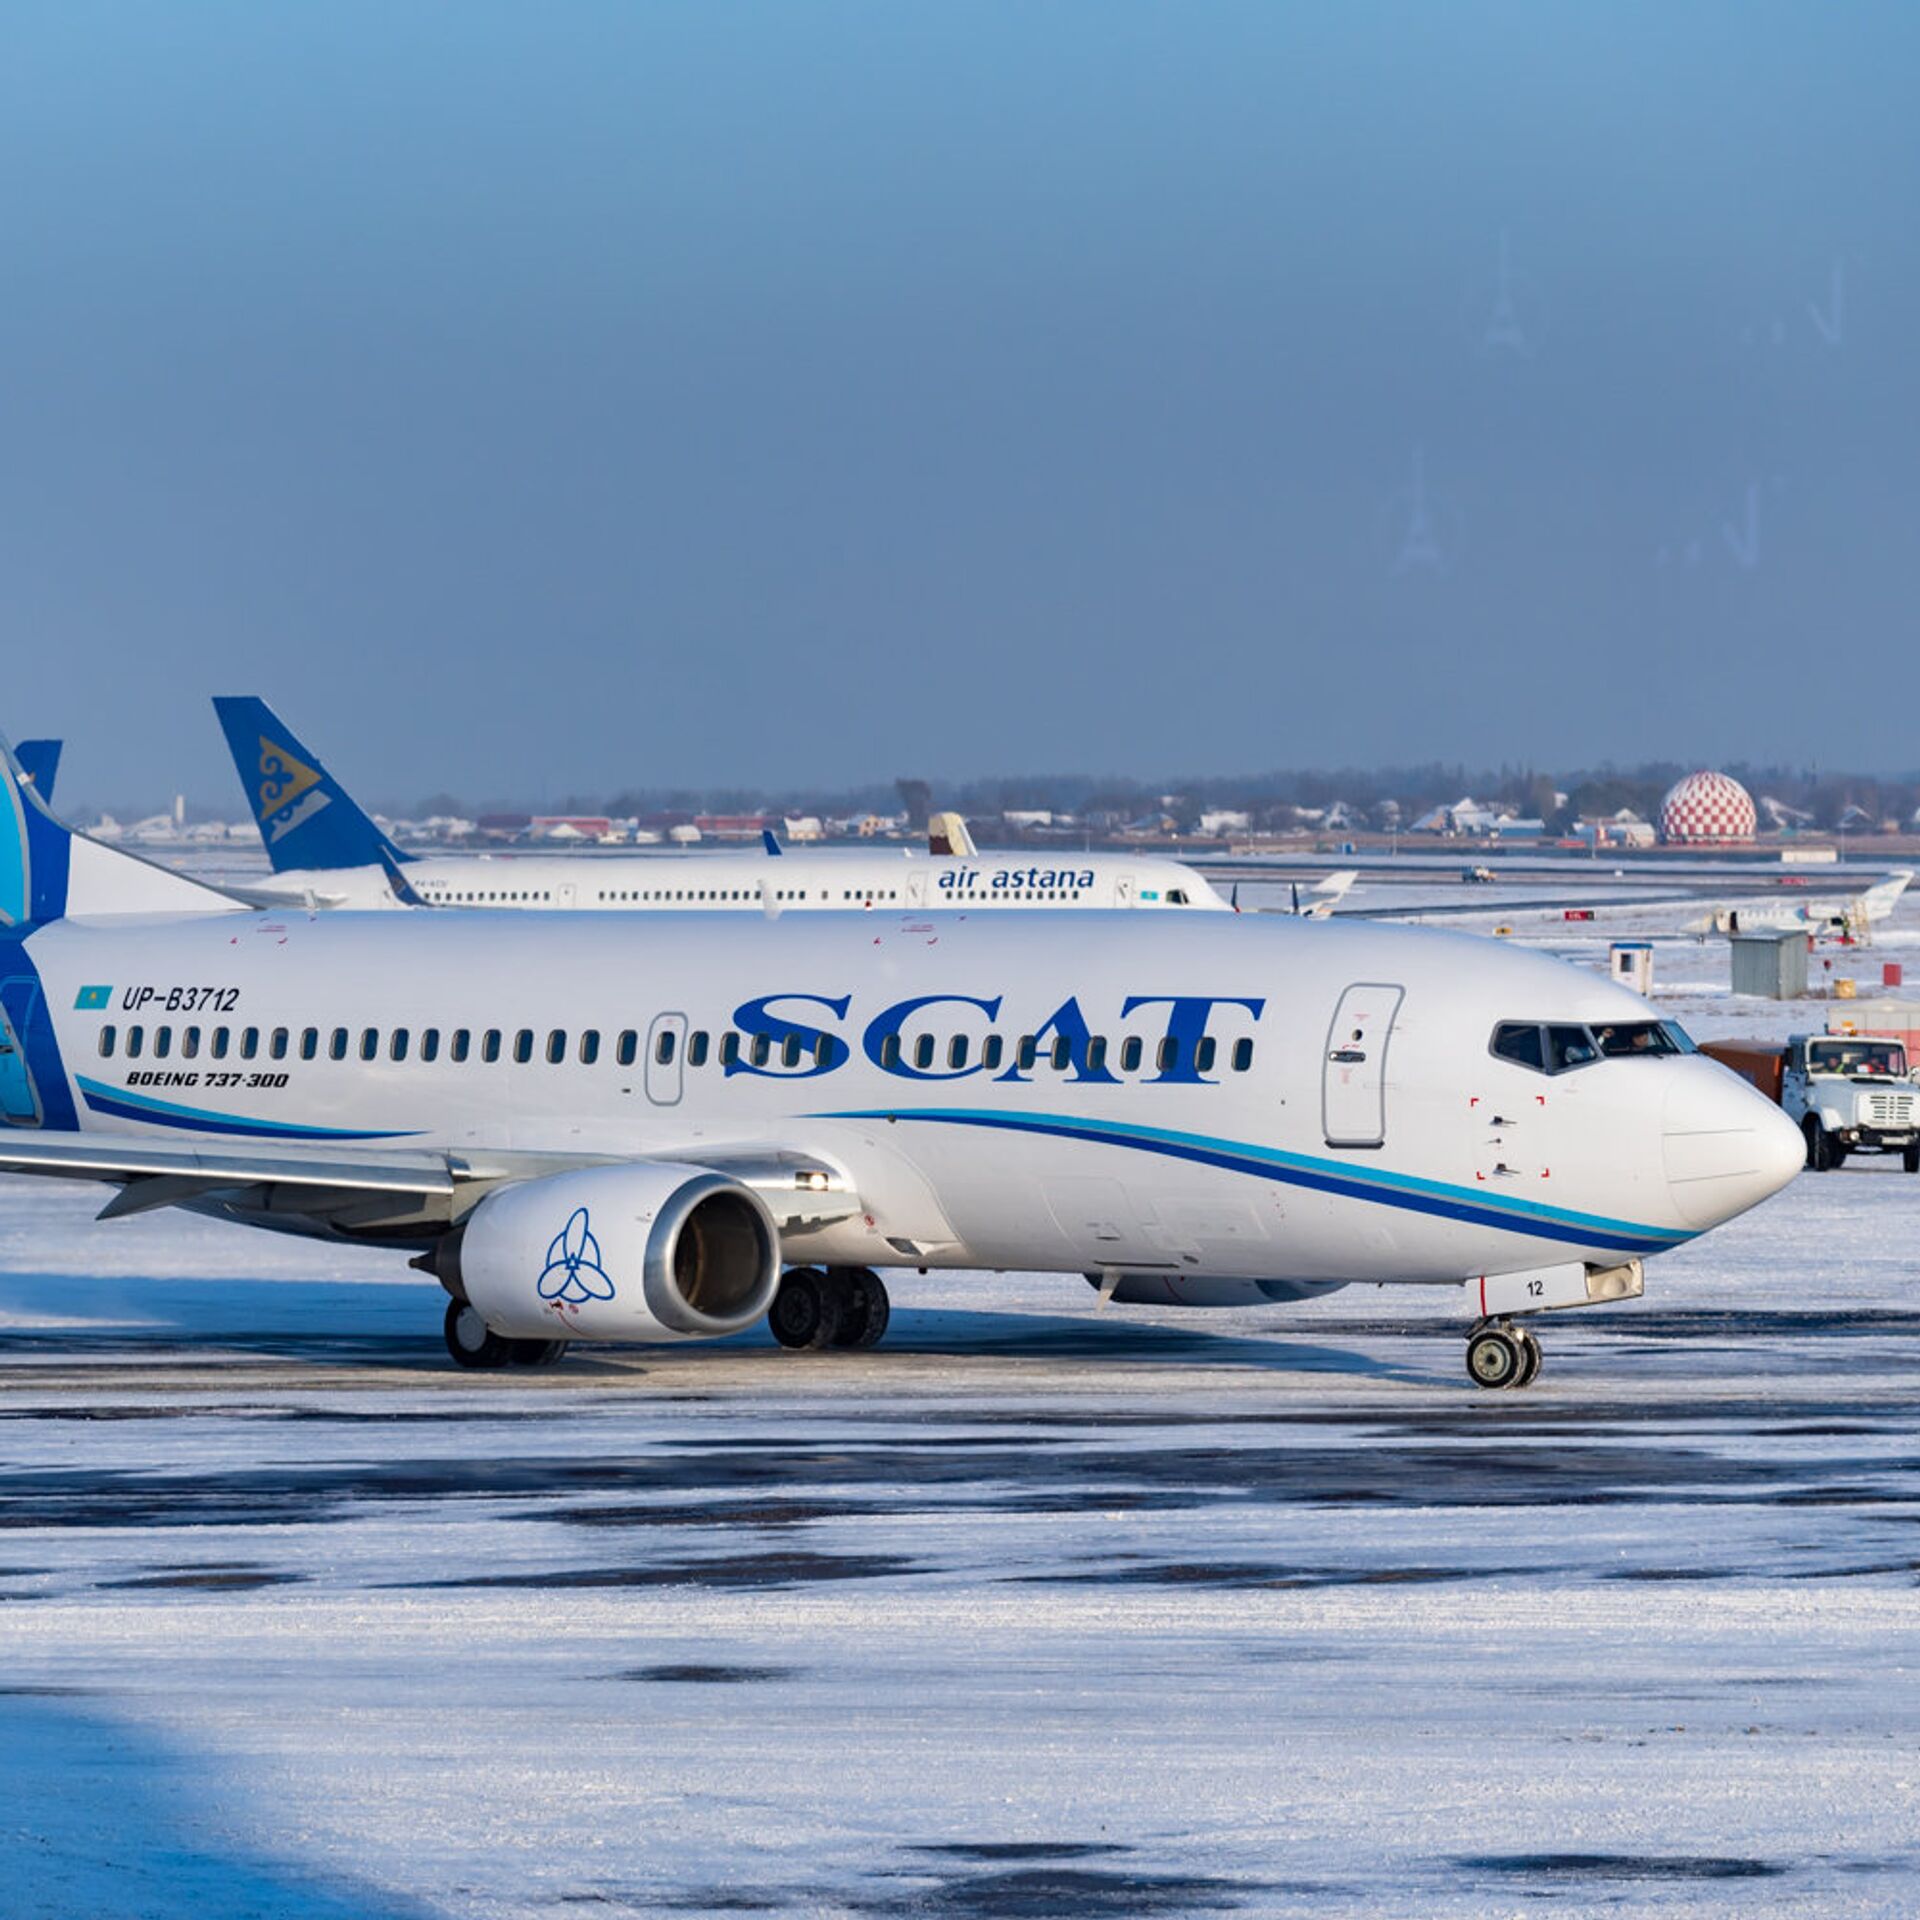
<box><xmin>1784</xmin><ymin>1035</ymin><xmax>1920</xmax><ymax>1172</ymax></box>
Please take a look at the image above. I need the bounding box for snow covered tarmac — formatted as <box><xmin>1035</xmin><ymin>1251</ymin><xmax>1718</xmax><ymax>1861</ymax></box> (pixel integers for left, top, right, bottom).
<box><xmin>2</xmin><ymin>1171</ymin><xmax>1917</xmax><ymax>1917</ymax></box>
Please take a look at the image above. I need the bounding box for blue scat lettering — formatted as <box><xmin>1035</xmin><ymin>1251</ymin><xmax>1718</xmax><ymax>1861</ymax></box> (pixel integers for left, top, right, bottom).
<box><xmin>1122</xmin><ymin>995</ymin><xmax>1267</xmax><ymax>1083</ymax></box>
<box><xmin>864</xmin><ymin>993</ymin><xmax>1003</xmax><ymax>1079</ymax></box>
<box><xmin>995</xmin><ymin>995</ymin><xmax>1119</xmax><ymax>1084</ymax></box>
<box><xmin>726</xmin><ymin>993</ymin><xmax>852</xmax><ymax>1077</ymax></box>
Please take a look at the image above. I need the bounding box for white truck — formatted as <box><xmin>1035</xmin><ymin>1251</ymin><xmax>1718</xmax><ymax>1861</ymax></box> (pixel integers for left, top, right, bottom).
<box><xmin>1704</xmin><ymin>1035</ymin><xmax>1920</xmax><ymax>1172</ymax></box>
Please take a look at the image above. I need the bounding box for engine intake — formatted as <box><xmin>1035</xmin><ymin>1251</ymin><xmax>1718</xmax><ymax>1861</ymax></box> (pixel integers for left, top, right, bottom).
<box><xmin>429</xmin><ymin>1163</ymin><xmax>782</xmax><ymax>1342</ymax></box>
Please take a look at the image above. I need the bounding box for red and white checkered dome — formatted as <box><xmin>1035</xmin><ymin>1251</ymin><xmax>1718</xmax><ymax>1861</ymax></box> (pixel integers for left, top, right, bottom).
<box><xmin>1659</xmin><ymin>770</ymin><xmax>1757</xmax><ymax>844</ymax></box>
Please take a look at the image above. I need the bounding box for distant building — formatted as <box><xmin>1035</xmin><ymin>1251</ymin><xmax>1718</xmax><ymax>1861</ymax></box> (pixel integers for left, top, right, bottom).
<box><xmin>694</xmin><ymin>814</ymin><xmax>773</xmax><ymax>840</ymax></box>
<box><xmin>1198</xmin><ymin>809</ymin><xmax>1251</xmax><ymax>837</ymax></box>
<box><xmin>1659</xmin><ymin>771</ymin><xmax>1757</xmax><ymax>845</ymax></box>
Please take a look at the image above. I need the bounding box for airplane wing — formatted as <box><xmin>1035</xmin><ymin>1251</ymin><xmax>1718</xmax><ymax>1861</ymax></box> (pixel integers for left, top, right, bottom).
<box><xmin>0</xmin><ymin>1131</ymin><xmax>858</xmax><ymax>1236</ymax></box>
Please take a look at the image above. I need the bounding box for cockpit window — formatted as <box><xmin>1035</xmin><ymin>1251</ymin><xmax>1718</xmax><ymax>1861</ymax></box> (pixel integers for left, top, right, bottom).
<box><xmin>1593</xmin><ymin>1020</ymin><xmax>1687</xmax><ymax>1059</ymax></box>
<box><xmin>1546</xmin><ymin>1025</ymin><xmax>1599</xmax><ymax>1072</ymax></box>
<box><xmin>1493</xmin><ymin>1017</ymin><xmax>1697</xmax><ymax>1075</ymax></box>
<box><xmin>1491</xmin><ymin>1023</ymin><xmax>1546</xmax><ymax>1071</ymax></box>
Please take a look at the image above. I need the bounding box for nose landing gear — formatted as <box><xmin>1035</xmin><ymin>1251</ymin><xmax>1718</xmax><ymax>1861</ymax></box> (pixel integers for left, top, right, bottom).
<box><xmin>1466</xmin><ymin>1318</ymin><xmax>1542</xmax><ymax>1390</ymax></box>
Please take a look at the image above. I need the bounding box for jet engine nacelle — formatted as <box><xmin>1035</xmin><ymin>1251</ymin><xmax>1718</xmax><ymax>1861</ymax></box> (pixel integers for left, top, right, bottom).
<box><xmin>439</xmin><ymin>1163</ymin><xmax>782</xmax><ymax>1342</ymax></box>
<box><xmin>1085</xmin><ymin>1273</ymin><xmax>1350</xmax><ymax>1308</ymax></box>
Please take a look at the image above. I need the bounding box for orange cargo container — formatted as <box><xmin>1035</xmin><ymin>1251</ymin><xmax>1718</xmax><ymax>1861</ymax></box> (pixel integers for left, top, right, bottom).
<box><xmin>1700</xmin><ymin>1040</ymin><xmax>1786</xmax><ymax>1105</ymax></box>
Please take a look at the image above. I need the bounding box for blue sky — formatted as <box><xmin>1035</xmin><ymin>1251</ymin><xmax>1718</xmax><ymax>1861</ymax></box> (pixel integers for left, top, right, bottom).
<box><xmin>2</xmin><ymin>3</ymin><xmax>1915</xmax><ymax>806</ymax></box>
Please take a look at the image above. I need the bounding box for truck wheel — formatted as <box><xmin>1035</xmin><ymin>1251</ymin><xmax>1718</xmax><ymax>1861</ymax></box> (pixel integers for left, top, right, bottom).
<box><xmin>1905</xmin><ymin>1144</ymin><xmax>1920</xmax><ymax>1174</ymax></box>
<box><xmin>1804</xmin><ymin>1118</ymin><xmax>1836</xmax><ymax>1173</ymax></box>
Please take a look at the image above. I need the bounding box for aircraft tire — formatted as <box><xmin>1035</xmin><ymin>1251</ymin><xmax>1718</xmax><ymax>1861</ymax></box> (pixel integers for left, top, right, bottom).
<box><xmin>832</xmin><ymin>1268</ymin><xmax>890</xmax><ymax>1349</ymax></box>
<box><xmin>508</xmin><ymin>1338</ymin><xmax>571</xmax><ymax>1367</ymax></box>
<box><xmin>1513</xmin><ymin>1329</ymin><xmax>1542</xmax><ymax>1388</ymax></box>
<box><xmin>769</xmin><ymin>1268</ymin><xmax>844</xmax><ymax>1350</ymax></box>
<box><xmin>444</xmin><ymin>1299</ymin><xmax>515</xmax><ymax>1371</ymax></box>
<box><xmin>1465</xmin><ymin>1325</ymin><xmax>1524</xmax><ymax>1390</ymax></box>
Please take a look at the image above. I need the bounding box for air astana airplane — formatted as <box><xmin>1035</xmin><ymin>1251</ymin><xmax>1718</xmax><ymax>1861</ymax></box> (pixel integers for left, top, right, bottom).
<box><xmin>0</xmin><ymin>739</ymin><xmax>1800</xmax><ymax>1389</ymax></box>
<box><xmin>211</xmin><ymin>698</ymin><xmax>1226</xmax><ymax>914</ymax></box>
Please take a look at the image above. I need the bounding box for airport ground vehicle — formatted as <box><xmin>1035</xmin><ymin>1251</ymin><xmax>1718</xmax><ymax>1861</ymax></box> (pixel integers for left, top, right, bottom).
<box><xmin>1703</xmin><ymin>1035</ymin><xmax>1920</xmax><ymax>1171</ymax></box>
<box><xmin>0</xmin><ymin>737</ymin><xmax>1801</xmax><ymax>1389</ymax></box>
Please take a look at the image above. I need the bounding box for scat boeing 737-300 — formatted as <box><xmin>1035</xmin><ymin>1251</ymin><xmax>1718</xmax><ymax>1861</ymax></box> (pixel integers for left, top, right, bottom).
<box><xmin>0</xmin><ymin>737</ymin><xmax>1801</xmax><ymax>1388</ymax></box>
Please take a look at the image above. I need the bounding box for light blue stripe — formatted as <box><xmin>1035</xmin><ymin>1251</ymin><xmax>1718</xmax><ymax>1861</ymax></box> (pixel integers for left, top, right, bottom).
<box><xmin>813</xmin><ymin>1105</ymin><xmax>1684</xmax><ymax>1253</ymax></box>
<box><xmin>77</xmin><ymin>1076</ymin><xmax>419</xmax><ymax>1141</ymax></box>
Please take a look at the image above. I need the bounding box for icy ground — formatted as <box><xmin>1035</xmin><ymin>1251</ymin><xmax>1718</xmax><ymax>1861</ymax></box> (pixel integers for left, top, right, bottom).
<box><xmin>1</xmin><ymin>1161</ymin><xmax>1918</xmax><ymax>1919</ymax></box>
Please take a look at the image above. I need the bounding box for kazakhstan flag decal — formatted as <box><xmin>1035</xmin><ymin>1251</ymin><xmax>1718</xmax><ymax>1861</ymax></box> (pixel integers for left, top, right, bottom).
<box><xmin>74</xmin><ymin>985</ymin><xmax>112</xmax><ymax>1010</ymax></box>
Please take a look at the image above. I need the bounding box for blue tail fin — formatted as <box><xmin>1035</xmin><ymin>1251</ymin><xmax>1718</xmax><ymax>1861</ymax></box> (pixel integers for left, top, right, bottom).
<box><xmin>212</xmin><ymin>697</ymin><xmax>411</xmax><ymax>874</ymax></box>
<box><xmin>1</xmin><ymin>735</ymin><xmax>232</xmax><ymax>925</ymax></box>
<box><xmin>14</xmin><ymin>741</ymin><xmax>60</xmax><ymax>805</ymax></box>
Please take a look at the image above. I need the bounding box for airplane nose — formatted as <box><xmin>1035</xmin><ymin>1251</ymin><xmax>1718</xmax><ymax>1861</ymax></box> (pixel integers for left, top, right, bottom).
<box><xmin>1663</xmin><ymin>1059</ymin><xmax>1804</xmax><ymax>1229</ymax></box>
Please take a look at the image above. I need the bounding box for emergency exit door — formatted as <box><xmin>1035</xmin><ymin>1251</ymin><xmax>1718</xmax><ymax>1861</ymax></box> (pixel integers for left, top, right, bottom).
<box><xmin>645</xmin><ymin>1012</ymin><xmax>688</xmax><ymax>1106</ymax></box>
<box><xmin>1322</xmin><ymin>983</ymin><xmax>1403</xmax><ymax>1148</ymax></box>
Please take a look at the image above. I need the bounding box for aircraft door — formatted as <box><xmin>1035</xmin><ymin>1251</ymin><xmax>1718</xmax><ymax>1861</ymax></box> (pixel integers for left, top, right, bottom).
<box><xmin>0</xmin><ymin>978</ymin><xmax>44</xmax><ymax>1124</ymax></box>
<box><xmin>555</xmin><ymin>882</ymin><xmax>576</xmax><ymax>910</ymax></box>
<box><xmin>1322</xmin><ymin>983</ymin><xmax>1403</xmax><ymax>1148</ymax></box>
<box><xmin>644</xmin><ymin>1012</ymin><xmax>688</xmax><ymax>1106</ymax></box>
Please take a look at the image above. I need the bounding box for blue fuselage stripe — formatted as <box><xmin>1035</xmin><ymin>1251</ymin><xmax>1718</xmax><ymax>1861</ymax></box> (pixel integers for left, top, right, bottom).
<box><xmin>815</xmin><ymin>1107</ymin><xmax>1684</xmax><ymax>1255</ymax></box>
<box><xmin>75</xmin><ymin>1076</ymin><xmax>418</xmax><ymax>1141</ymax></box>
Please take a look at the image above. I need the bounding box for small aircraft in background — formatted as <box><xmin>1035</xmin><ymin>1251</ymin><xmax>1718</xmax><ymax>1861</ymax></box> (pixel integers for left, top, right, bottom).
<box><xmin>1686</xmin><ymin>869</ymin><xmax>1913</xmax><ymax>938</ymax></box>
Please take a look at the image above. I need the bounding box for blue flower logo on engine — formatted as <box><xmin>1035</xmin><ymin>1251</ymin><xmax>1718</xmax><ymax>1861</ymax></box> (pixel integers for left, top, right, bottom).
<box><xmin>537</xmin><ymin>1207</ymin><xmax>615</xmax><ymax>1305</ymax></box>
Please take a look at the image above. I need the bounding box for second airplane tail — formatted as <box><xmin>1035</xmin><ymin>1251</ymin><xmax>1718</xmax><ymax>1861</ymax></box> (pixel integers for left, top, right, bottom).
<box><xmin>213</xmin><ymin>697</ymin><xmax>412</xmax><ymax>875</ymax></box>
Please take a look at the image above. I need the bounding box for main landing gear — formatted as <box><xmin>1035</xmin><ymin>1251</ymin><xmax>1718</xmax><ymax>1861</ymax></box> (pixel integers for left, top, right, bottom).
<box><xmin>443</xmin><ymin>1300</ymin><xmax>570</xmax><ymax>1371</ymax></box>
<box><xmin>1465</xmin><ymin>1318</ymin><xmax>1542</xmax><ymax>1391</ymax></box>
<box><xmin>768</xmin><ymin>1267</ymin><xmax>891</xmax><ymax>1351</ymax></box>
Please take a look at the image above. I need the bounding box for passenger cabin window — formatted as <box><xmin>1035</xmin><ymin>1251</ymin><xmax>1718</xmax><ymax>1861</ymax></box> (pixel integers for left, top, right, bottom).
<box><xmin>578</xmin><ymin>1031</ymin><xmax>598</xmax><ymax>1065</ymax></box>
<box><xmin>300</xmin><ymin>1028</ymin><xmax>319</xmax><ymax>1061</ymax></box>
<box><xmin>153</xmin><ymin>1027</ymin><xmax>172</xmax><ymax>1059</ymax></box>
<box><xmin>181</xmin><ymin>1026</ymin><xmax>200</xmax><ymax>1059</ymax></box>
<box><xmin>687</xmin><ymin>1031</ymin><xmax>709</xmax><ymax>1067</ymax></box>
<box><xmin>98</xmin><ymin>1025</ymin><xmax>116</xmax><ymax>1058</ymax></box>
<box><xmin>242</xmin><ymin>1027</ymin><xmax>261</xmax><ymax>1060</ymax></box>
<box><xmin>1194</xmin><ymin>1037</ymin><xmax>1217</xmax><ymax>1075</ymax></box>
<box><xmin>361</xmin><ymin>1028</ymin><xmax>380</xmax><ymax>1062</ymax></box>
<box><xmin>1120</xmin><ymin>1036</ymin><xmax>1143</xmax><ymax>1073</ymax></box>
<box><xmin>210</xmin><ymin>1028</ymin><xmax>229</xmax><ymax>1060</ymax></box>
<box><xmin>982</xmin><ymin>1035</ymin><xmax>1004</xmax><ymax>1071</ymax></box>
<box><xmin>451</xmin><ymin>1029</ymin><xmax>471</xmax><ymax>1063</ymax></box>
<box><xmin>421</xmin><ymin>1029</ymin><xmax>440</xmax><ymax>1063</ymax></box>
<box><xmin>1049</xmin><ymin>1035</ymin><xmax>1071</xmax><ymax>1071</ymax></box>
<box><xmin>657</xmin><ymin>1029</ymin><xmax>679</xmax><ymax>1066</ymax></box>
<box><xmin>390</xmin><ymin>1029</ymin><xmax>410</xmax><ymax>1062</ymax></box>
<box><xmin>749</xmin><ymin>1033</ymin><xmax>771</xmax><ymax>1068</ymax></box>
<box><xmin>126</xmin><ymin>1025</ymin><xmax>144</xmax><ymax>1059</ymax></box>
<box><xmin>513</xmin><ymin>1029</ymin><xmax>534</xmax><ymax>1064</ymax></box>
<box><xmin>616</xmin><ymin>1031</ymin><xmax>637</xmax><ymax>1068</ymax></box>
<box><xmin>330</xmin><ymin>1028</ymin><xmax>348</xmax><ymax>1061</ymax></box>
<box><xmin>880</xmin><ymin>1033</ymin><xmax>902</xmax><ymax>1070</ymax></box>
<box><xmin>482</xmin><ymin>1030</ymin><xmax>502</xmax><ymax>1064</ymax></box>
<box><xmin>720</xmin><ymin>1032</ymin><xmax>740</xmax><ymax>1068</ymax></box>
<box><xmin>913</xmin><ymin>1034</ymin><xmax>935</xmax><ymax>1071</ymax></box>
<box><xmin>1231</xmin><ymin>1037</ymin><xmax>1254</xmax><ymax>1073</ymax></box>
<box><xmin>547</xmin><ymin>1029</ymin><xmax>567</xmax><ymax>1065</ymax></box>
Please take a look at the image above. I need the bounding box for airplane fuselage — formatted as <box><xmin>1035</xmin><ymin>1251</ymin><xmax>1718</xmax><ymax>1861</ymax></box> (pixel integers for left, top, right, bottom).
<box><xmin>10</xmin><ymin>908</ymin><xmax>1796</xmax><ymax>1289</ymax></box>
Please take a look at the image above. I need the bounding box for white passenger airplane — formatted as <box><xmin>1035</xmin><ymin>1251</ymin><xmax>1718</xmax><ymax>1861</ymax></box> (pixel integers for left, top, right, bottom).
<box><xmin>0</xmin><ymin>739</ymin><xmax>1800</xmax><ymax>1388</ymax></box>
<box><xmin>211</xmin><ymin>698</ymin><xmax>1226</xmax><ymax>913</ymax></box>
